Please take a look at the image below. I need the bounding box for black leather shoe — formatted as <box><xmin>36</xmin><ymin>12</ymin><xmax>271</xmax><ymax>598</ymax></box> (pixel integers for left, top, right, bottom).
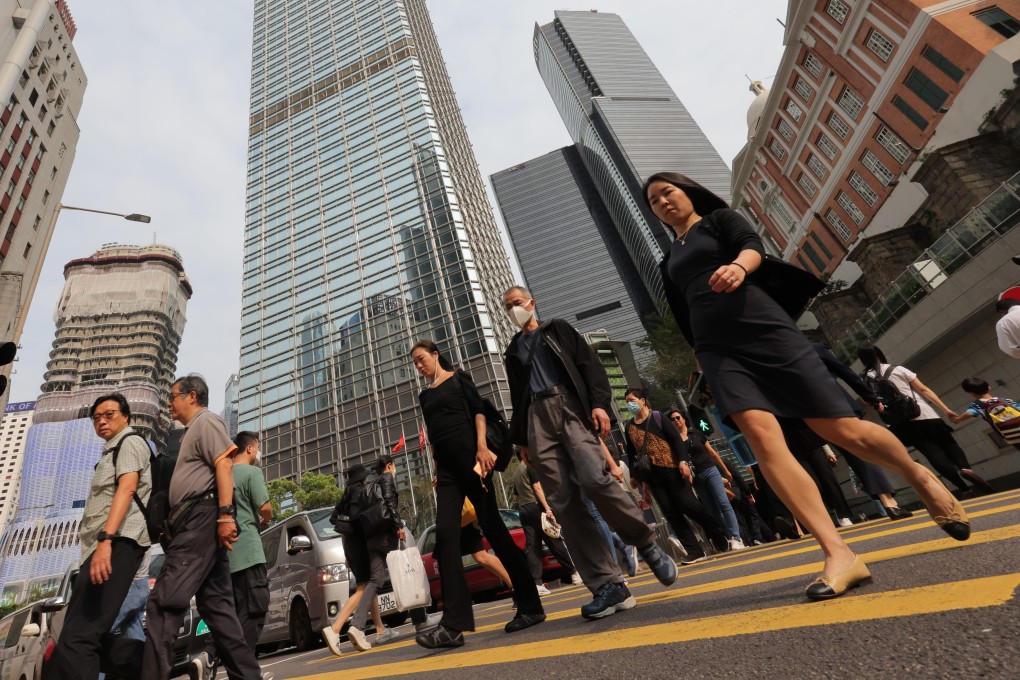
<box><xmin>415</xmin><ymin>624</ymin><xmax>464</xmax><ymax>650</ymax></box>
<box><xmin>504</xmin><ymin>611</ymin><xmax>546</xmax><ymax>633</ymax></box>
<box><xmin>1012</xmin><ymin>254</ymin><xmax>1020</xmax><ymax>265</ymax></box>
<box><xmin>884</xmin><ymin>506</ymin><xmax>913</xmax><ymax>520</ymax></box>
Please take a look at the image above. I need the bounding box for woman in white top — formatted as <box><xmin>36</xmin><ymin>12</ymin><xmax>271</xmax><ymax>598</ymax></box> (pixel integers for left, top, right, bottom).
<box><xmin>857</xmin><ymin>345</ymin><xmax>994</xmax><ymax>497</ymax></box>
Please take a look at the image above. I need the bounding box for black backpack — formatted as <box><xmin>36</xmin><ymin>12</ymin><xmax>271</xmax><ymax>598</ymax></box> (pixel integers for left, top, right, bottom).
<box><xmin>330</xmin><ymin>484</ymin><xmax>361</xmax><ymax>536</ymax></box>
<box><xmin>111</xmin><ymin>433</ymin><xmax>176</xmax><ymax>544</ymax></box>
<box><xmin>453</xmin><ymin>371</ymin><xmax>514</xmax><ymax>473</ymax></box>
<box><xmin>864</xmin><ymin>366</ymin><xmax>921</xmax><ymax>425</ymax></box>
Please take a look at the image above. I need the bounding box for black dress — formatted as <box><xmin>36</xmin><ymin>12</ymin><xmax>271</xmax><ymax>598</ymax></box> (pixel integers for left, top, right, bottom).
<box><xmin>663</xmin><ymin>209</ymin><xmax>852</xmax><ymax>422</ymax></box>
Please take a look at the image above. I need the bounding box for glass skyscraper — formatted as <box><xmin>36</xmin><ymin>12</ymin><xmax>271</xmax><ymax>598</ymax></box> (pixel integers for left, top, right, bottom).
<box><xmin>531</xmin><ymin>10</ymin><xmax>732</xmax><ymax>308</ymax></box>
<box><xmin>241</xmin><ymin>0</ymin><xmax>515</xmax><ymax>484</ymax></box>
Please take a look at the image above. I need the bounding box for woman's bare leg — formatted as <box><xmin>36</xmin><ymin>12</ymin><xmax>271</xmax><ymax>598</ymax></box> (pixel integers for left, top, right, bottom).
<box><xmin>474</xmin><ymin>550</ymin><xmax>511</xmax><ymax>588</ymax></box>
<box><xmin>731</xmin><ymin>409</ymin><xmax>856</xmax><ymax>577</ymax></box>
<box><xmin>331</xmin><ymin>584</ymin><xmax>365</xmax><ymax>634</ymax></box>
<box><xmin>878</xmin><ymin>492</ymin><xmax>899</xmax><ymax>509</ymax></box>
<box><xmin>805</xmin><ymin>417</ymin><xmax>964</xmax><ymax>524</ymax></box>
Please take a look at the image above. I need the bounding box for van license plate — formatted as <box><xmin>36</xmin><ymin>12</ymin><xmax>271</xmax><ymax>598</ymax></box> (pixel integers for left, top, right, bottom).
<box><xmin>377</xmin><ymin>592</ymin><xmax>398</xmax><ymax>613</ymax></box>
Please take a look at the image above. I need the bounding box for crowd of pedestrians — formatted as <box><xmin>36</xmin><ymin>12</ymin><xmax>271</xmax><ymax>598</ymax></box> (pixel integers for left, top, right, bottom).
<box><xmin>49</xmin><ymin>167</ymin><xmax>1020</xmax><ymax>676</ymax></box>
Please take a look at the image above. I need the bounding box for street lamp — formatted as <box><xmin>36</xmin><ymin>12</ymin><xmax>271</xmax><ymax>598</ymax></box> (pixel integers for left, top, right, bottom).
<box><xmin>11</xmin><ymin>202</ymin><xmax>154</xmax><ymax>349</ymax></box>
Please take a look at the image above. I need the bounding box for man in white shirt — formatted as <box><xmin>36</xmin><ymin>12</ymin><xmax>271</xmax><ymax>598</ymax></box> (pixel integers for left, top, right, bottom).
<box><xmin>995</xmin><ymin>298</ymin><xmax>1020</xmax><ymax>358</ymax></box>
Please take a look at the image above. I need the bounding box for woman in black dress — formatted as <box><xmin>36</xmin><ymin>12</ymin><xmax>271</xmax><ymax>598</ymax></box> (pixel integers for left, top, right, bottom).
<box><xmin>410</xmin><ymin>340</ymin><xmax>544</xmax><ymax>648</ymax></box>
<box><xmin>643</xmin><ymin>171</ymin><xmax>969</xmax><ymax>600</ymax></box>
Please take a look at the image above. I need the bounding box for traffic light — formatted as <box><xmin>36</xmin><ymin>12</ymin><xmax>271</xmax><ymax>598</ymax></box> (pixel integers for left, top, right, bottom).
<box><xmin>686</xmin><ymin>404</ymin><xmax>715</xmax><ymax>436</ymax></box>
<box><xmin>0</xmin><ymin>342</ymin><xmax>16</xmax><ymax>396</ymax></box>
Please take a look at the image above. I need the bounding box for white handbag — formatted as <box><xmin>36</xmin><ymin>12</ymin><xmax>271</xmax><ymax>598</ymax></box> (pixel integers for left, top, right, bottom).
<box><xmin>385</xmin><ymin>542</ymin><xmax>431</xmax><ymax>611</ymax></box>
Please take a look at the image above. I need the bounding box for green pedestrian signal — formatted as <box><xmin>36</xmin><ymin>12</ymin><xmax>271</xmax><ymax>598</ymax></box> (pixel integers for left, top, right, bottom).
<box><xmin>687</xmin><ymin>405</ymin><xmax>715</xmax><ymax>436</ymax></box>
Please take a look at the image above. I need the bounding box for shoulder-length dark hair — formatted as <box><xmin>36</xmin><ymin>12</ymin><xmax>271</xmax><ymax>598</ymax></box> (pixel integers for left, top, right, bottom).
<box><xmin>641</xmin><ymin>172</ymin><xmax>730</xmax><ymax>222</ymax></box>
<box><xmin>856</xmin><ymin>345</ymin><xmax>889</xmax><ymax>374</ymax></box>
<box><xmin>410</xmin><ymin>339</ymin><xmax>455</xmax><ymax>371</ymax></box>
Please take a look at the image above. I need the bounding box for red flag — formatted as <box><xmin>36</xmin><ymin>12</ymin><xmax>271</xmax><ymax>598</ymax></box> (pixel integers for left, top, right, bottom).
<box><xmin>391</xmin><ymin>433</ymin><xmax>405</xmax><ymax>453</ymax></box>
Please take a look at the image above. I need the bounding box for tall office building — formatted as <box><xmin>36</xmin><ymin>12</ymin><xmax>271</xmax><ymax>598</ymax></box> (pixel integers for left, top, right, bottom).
<box><xmin>0</xmin><ymin>400</ymin><xmax>34</xmax><ymax>543</ymax></box>
<box><xmin>492</xmin><ymin>147</ymin><xmax>653</xmax><ymax>357</ymax></box>
<box><xmin>241</xmin><ymin>0</ymin><xmax>516</xmax><ymax>483</ymax></box>
<box><xmin>526</xmin><ymin>10</ymin><xmax>732</xmax><ymax>313</ymax></box>
<box><xmin>223</xmin><ymin>372</ymin><xmax>239</xmax><ymax>438</ymax></box>
<box><xmin>0</xmin><ymin>0</ymin><xmax>87</xmax><ymax>414</ymax></box>
<box><xmin>0</xmin><ymin>243</ymin><xmax>190</xmax><ymax>604</ymax></box>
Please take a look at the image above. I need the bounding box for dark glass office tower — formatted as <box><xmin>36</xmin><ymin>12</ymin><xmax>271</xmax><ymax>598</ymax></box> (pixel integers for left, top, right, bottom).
<box><xmin>530</xmin><ymin>10</ymin><xmax>732</xmax><ymax>307</ymax></box>
<box><xmin>491</xmin><ymin>147</ymin><xmax>653</xmax><ymax>360</ymax></box>
<box><xmin>241</xmin><ymin>0</ymin><xmax>516</xmax><ymax>483</ymax></box>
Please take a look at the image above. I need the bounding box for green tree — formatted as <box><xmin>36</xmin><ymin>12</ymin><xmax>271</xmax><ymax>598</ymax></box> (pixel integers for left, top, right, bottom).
<box><xmin>0</xmin><ymin>601</ymin><xmax>20</xmax><ymax>619</ymax></box>
<box><xmin>294</xmin><ymin>472</ymin><xmax>343</xmax><ymax>512</ymax></box>
<box><xmin>268</xmin><ymin>478</ymin><xmax>300</xmax><ymax>521</ymax></box>
<box><xmin>637</xmin><ymin>302</ymin><xmax>697</xmax><ymax>401</ymax></box>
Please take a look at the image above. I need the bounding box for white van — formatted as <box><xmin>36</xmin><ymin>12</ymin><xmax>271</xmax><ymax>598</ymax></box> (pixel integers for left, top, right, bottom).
<box><xmin>0</xmin><ymin>599</ymin><xmax>54</xmax><ymax>680</ymax></box>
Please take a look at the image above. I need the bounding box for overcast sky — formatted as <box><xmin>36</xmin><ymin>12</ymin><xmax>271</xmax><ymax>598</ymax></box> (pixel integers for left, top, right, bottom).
<box><xmin>10</xmin><ymin>1</ymin><xmax>787</xmax><ymax>410</ymax></box>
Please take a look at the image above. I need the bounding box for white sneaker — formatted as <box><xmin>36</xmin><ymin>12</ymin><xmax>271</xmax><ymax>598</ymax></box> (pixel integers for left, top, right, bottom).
<box><xmin>536</xmin><ymin>584</ymin><xmax>552</xmax><ymax>596</ymax></box>
<box><xmin>347</xmin><ymin>625</ymin><xmax>371</xmax><ymax>652</ymax></box>
<box><xmin>667</xmin><ymin>536</ymin><xmax>688</xmax><ymax>557</ymax></box>
<box><xmin>322</xmin><ymin>627</ymin><xmax>342</xmax><ymax>657</ymax></box>
<box><xmin>570</xmin><ymin>572</ymin><xmax>583</xmax><ymax>586</ymax></box>
<box><xmin>374</xmin><ymin>626</ymin><xmax>398</xmax><ymax>644</ymax></box>
<box><xmin>838</xmin><ymin>517</ymin><xmax>853</xmax><ymax>527</ymax></box>
<box><xmin>415</xmin><ymin>611</ymin><xmax>443</xmax><ymax>633</ymax></box>
<box><xmin>728</xmin><ymin>537</ymin><xmax>746</xmax><ymax>551</ymax></box>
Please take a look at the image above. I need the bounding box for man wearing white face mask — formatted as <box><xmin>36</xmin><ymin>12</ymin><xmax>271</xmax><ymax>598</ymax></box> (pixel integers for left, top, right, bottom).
<box><xmin>502</xmin><ymin>286</ymin><xmax>677</xmax><ymax>621</ymax></box>
<box><xmin>195</xmin><ymin>431</ymin><xmax>273</xmax><ymax>679</ymax></box>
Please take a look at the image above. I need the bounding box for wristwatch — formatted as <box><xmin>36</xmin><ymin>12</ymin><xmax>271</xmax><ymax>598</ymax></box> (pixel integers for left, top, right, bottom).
<box><xmin>218</xmin><ymin>504</ymin><xmax>236</xmax><ymax>517</ymax></box>
<box><xmin>97</xmin><ymin>531</ymin><xmax>115</xmax><ymax>542</ymax></box>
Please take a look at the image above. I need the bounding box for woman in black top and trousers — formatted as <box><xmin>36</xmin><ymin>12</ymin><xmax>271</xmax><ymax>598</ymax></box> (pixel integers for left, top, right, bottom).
<box><xmin>623</xmin><ymin>389</ymin><xmax>726</xmax><ymax>562</ymax></box>
<box><xmin>643</xmin><ymin>171</ymin><xmax>970</xmax><ymax>601</ymax></box>
<box><xmin>411</xmin><ymin>340</ymin><xmax>545</xmax><ymax>649</ymax></box>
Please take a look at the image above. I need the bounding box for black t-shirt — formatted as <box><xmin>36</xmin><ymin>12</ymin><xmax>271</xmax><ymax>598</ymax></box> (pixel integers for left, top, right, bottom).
<box><xmin>418</xmin><ymin>371</ymin><xmax>485</xmax><ymax>443</ymax></box>
<box><xmin>683</xmin><ymin>431</ymin><xmax>714</xmax><ymax>473</ymax></box>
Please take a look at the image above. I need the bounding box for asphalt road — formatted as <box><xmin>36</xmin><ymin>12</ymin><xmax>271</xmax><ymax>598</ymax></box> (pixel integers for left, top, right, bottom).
<box><xmin>246</xmin><ymin>489</ymin><xmax>1020</xmax><ymax>680</ymax></box>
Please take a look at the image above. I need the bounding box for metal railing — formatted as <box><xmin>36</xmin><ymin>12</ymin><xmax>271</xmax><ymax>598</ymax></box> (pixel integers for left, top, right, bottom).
<box><xmin>833</xmin><ymin>170</ymin><xmax>1020</xmax><ymax>364</ymax></box>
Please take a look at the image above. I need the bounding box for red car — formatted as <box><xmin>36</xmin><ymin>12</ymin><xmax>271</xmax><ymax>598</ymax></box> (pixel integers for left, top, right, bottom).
<box><xmin>416</xmin><ymin>508</ymin><xmax>567</xmax><ymax>609</ymax></box>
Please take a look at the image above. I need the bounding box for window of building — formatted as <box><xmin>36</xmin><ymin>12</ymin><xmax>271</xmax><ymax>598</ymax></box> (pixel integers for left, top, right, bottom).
<box><xmin>817</xmin><ymin>133</ymin><xmax>839</xmax><ymax>159</ymax></box>
<box><xmin>804</xmin><ymin>52</ymin><xmax>823</xmax><ymax>78</ymax></box>
<box><xmin>22</xmin><ymin>242</ymin><xmax>30</xmax><ymax>259</ymax></box>
<box><xmin>18</xmin><ymin>71</ymin><xmax>28</xmax><ymax>88</ymax></box>
<box><xmin>905</xmin><ymin>69</ymin><xmax>948</xmax><ymax>111</ymax></box>
<box><xmin>769</xmin><ymin>138</ymin><xmax>786</xmax><ymax>160</ymax></box>
<box><xmin>6</xmin><ymin>96</ymin><xmax>16</xmax><ymax>112</ymax></box>
<box><xmin>973</xmin><ymin>7</ymin><xmax>1020</xmax><ymax>38</ymax></box>
<box><xmin>16</xmin><ymin>155</ymin><xmax>25</xmax><ymax>170</ymax></box>
<box><xmin>875</xmin><ymin>125</ymin><xmax>910</xmax><ymax>163</ymax></box>
<box><xmin>825</xmin><ymin>211</ymin><xmax>852</xmax><ymax>241</ymax></box>
<box><xmin>18</xmin><ymin>113</ymin><xmax>27</xmax><ymax>128</ymax></box>
<box><xmin>5</xmin><ymin>181</ymin><xmax>14</xmax><ymax>198</ymax></box>
<box><xmin>803</xmin><ymin>243</ymin><xmax>827</xmax><ymax>271</ymax></box>
<box><xmin>921</xmin><ymin>45</ymin><xmax>964</xmax><ymax>82</ymax></box>
<box><xmin>777</xmin><ymin>118</ymin><xmax>794</xmax><ymax>141</ymax></box>
<box><xmin>849</xmin><ymin>171</ymin><xmax>879</xmax><ymax>205</ymax></box>
<box><xmin>15</xmin><ymin>196</ymin><xmax>25</xmax><ymax>212</ymax></box>
<box><xmin>861</xmin><ymin>149</ymin><xmax>894</xmax><ymax>185</ymax></box>
<box><xmin>5</xmin><ymin>138</ymin><xmax>15</xmax><ymax>153</ymax></box>
<box><xmin>828</xmin><ymin>112</ymin><xmax>851</xmax><ymax>139</ymax></box>
<box><xmin>26</xmin><ymin>129</ymin><xmax>36</xmax><ymax>145</ymax></box>
<box><xmin>866</xmin><ymin>29</ymin><xmax>895</xmax><ymax>61</ymax></box>
<box><xmin>810</xmin><ymin>232</ymin><xmax>835</xmax><ymax>259</ymax></box>
<box><xmin>807</xmin><ymin>154</ymin><xmax>828</xmax><ymax>179</ymax></box>
<box><xmin>32</xmin><ymin>215</ymin><xmax>40</xmax><ymax>230</ymax></box>
<box><xmin>49</xmin><ymin>166</ymin><xmax>57</xmax><ymax>180</ymax></box>
<box><xmin>42</xmin><ymin>189</ymin><xmax>49</xmax><ymax>205</ymax></box>
<box><xmin>28</xmin><ymin>89</ymin><xmax>38</xmax><ymax>106</ymax></box>
<box><xmin>46</xmin><ymin>120</ymin><xmax>54</xmax><ymax>136</ymax></box>
<box><xmin>758</xmin><ymin>179</ymin><xmax>769</xmax><ymax>193</ymax></box>
<box><xmin>893</xmin><ymin>95</ymin><xmax>929</xmax><ymax>129</ymax></box>
<box><xmin>826</xmin><ymin>0</ymin><xmax>851</xmax><ymax>24</ymax></box>
<box><xmin>37</xmin><ymin>105</ymin><xmax>46</xmax><ymax>122</ymax></box>
<box><xmin>837</xmin><ymin>192</ymin><xmax>865</xmax><ymax>223</ymax></box>
<box><xmin>770</xmin><ymin>195</ymin><xmax>798</xmax><ymax>232</ymax></box>
<box><xmin>794</xmin><ymin>77</ymin><xmax>814</xmax><ymax>101</ymax></box>
<box><xmin>799</xmin><ymin>173</ymin><xmax>818</xmax><ymax>197</ymax></box>
<box><xmin>837</xmin><ymin>87</ymin><xmax>865</xmax><ymax>119</ymax></box>
<box><xmin>786</xmin><ymin>99</ymin><xmax>803</xmax><ymax>121</ymax></box>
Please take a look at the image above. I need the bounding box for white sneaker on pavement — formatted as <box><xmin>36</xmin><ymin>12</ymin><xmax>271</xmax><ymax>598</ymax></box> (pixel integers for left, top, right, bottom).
<box><xmin>375</xmin><ymin>626</ymin><xmax>399</xmax><ymax>644</ymax></box>
<box><xmin>570</xmin><ymin>572</ymin><xmax>583</xmax><ymax>586</ymax></box>
<box><xmin>415</xmin><ymin>611</ymin><xmax>443</xmax><ymax>633</ymax></box>
<box><xmin>536</xmin><ymin>584</ymin><xmax>552</xmax><ymax>596</ymax></box>
<box><xmin>322</xmin><ymin>627</ymin><xmax>343</xmax><ymax>657</ymax></box>
<box><xmin>728</xmin><ymin>537</ymin><xmax>746</xmax><ymax>551</ymax></box>
<box><xmin>347</xmin><ymin>625</ymin><xmax>371</xmax><ymax>652</ymax></box>
<box><xmin>838</xmin><ymin>517</ymin><xmax>854</xmax><ymax>527</ymax></box>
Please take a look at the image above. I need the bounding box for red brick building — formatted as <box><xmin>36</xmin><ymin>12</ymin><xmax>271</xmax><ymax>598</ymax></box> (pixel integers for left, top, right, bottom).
<box><xmin>731</xmin><ymin>0</ymin><xmax>1020</xmax><ymax>275</ymax></box>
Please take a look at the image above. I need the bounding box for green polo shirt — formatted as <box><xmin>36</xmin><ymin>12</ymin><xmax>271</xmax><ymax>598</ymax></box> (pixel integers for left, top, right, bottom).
<box><xmin>512</xmin><ymin>463</ymin><xmax>538</xmax><ymax>507</ymax></box>
<box><xmin>228</xmin><ymin>463</ymin><xmax>270</xmax><ymax>573</ymax></box>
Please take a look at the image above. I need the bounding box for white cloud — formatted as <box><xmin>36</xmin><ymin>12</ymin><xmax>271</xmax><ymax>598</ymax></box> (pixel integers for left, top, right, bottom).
<box><xmin>10</xmin><ymin>0</ymin><xmax>786</xmax><ymax>411</ymax></box>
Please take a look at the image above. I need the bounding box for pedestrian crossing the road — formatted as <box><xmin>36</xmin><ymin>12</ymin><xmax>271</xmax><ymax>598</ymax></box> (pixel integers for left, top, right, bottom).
<box><xmin>273</xmin><ymin>491</ymin><xmax>1020</xmax><ymax>680</ymax></box>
